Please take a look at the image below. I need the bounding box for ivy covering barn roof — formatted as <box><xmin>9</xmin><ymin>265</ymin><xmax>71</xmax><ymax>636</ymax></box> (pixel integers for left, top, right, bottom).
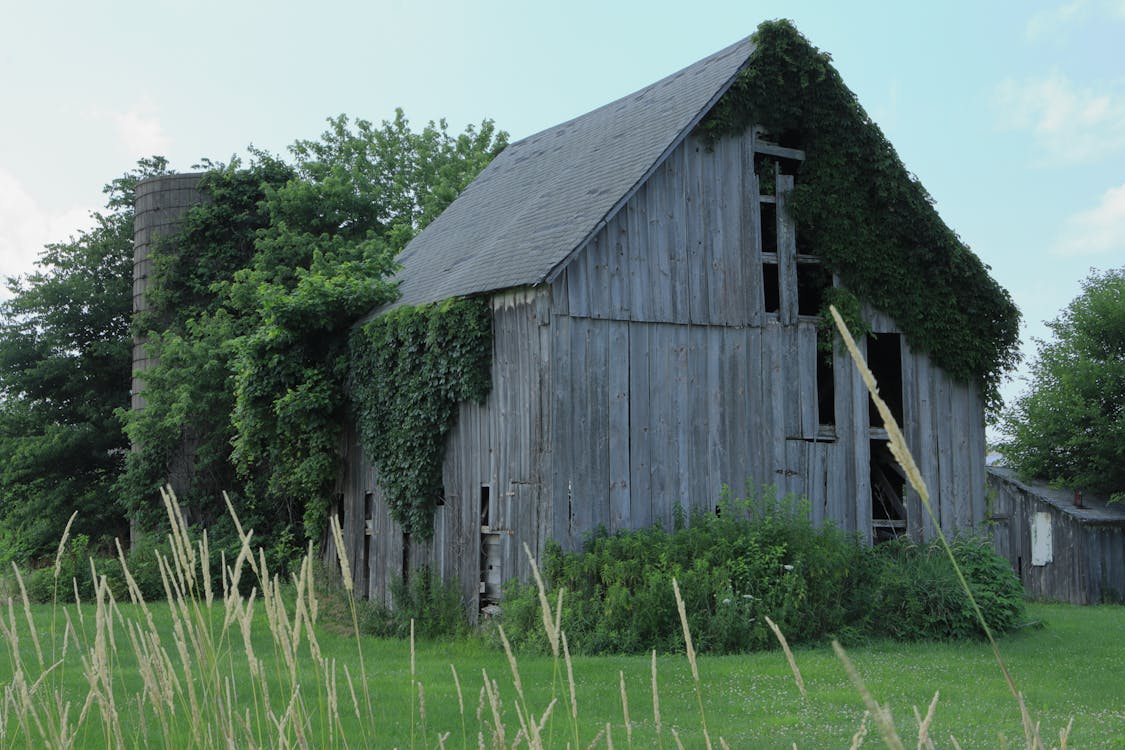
<box><xmin>387</xmin><ymin>20</ymin><xmax>1020</xmax><ymax>404</ymax></box>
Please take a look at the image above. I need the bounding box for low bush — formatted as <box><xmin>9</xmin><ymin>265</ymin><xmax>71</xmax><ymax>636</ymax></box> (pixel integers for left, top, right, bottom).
<box><xmin>501</xmin><ymin>488</ymin><xmax>1025</xmax><ymax>654</ymax></box>
<box><xmin>872</xmin><ymin>536</ymin><xmax>1026</xmax><ymax>640</ymax></box>
<box><xmin>23</xmin><ymin>532</ymin><xmax>171</xmax><ymax>604</ymax></box>
<box><xmin>360</xmin><ymin>566</ymin><xmax>470</xmax><ymax>640</ymax></box>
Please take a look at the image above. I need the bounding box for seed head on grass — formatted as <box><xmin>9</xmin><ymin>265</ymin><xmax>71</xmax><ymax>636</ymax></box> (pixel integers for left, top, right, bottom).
<box><xmin>833</xmin><ymin>640</ymin><xmax>904</xmax><ymax>750</ymax></box>
<box><xmin>52</xmin><ymin>511</ymin><xmax>78</xmax><ymax>580</ymax></box>
<box><xmin>523</xmin><ymin>542</ymin><xmax>560</xmax><ymax>657</ymax></box>
<box><xmin>672</xmin><ymin>578</ymin><xmax>712</xmax><ymax>750</ymax></box>
<box><xmin>914</xmin><ymin>691</ymin><xmax>939</xmax><ymax>750</ymax></box>
<box><xmin>651</xmin><ymin>650</ymin><xmax>663</xmax><ymax>748</ymax></box>
<box><xmin>765</xmin><ymin>615</ymin><xmax>806</xmax><ymax>700</ymax></box>
<box><xmin>619</xmin><ymin>670</ymin><xmax>632</xmax><ymax>749</ymax></box>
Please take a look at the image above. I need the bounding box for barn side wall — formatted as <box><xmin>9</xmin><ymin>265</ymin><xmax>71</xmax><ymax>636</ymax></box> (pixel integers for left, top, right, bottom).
<box><xmin>548</xmin><ymin>131</ymin><xmax>986</xmax><ymax>543</ymax></box>
<box><xmin>987</xmin><ymin>468</ymin><xmax>1125</xmax><ymax>604</ymax></box>
<box><xmin>340</xmin><ymin>288</ymin><xmax>550</xmax><ymax>611</ymax></box>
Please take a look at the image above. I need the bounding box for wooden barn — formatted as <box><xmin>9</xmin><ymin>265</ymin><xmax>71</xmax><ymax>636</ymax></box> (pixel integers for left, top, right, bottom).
<box><xmin>337</xmin><ymin>30</ymin><xmax>1006</xmax><ymax>612</ymax></box>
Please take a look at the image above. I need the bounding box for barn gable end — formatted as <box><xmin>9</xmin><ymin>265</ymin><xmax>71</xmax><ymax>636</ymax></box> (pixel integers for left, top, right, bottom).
<box><xmin>337</xmin><ymin>27</ymin><xmax>1002</xmax><ymax>614</ymax></box>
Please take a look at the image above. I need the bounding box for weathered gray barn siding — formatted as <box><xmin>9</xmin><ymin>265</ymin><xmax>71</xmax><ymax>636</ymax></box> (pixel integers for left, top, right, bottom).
<box><xmin>988</xmin><ymin>468</ymin><xmax>1125</xmax><ymax>604</ymax></box>
<box><xmin>547</xmin><ymin>131</ymin><xmax>986</xmax><ymax>544</ymax></box>
<box><xmin>341</xmin><ymin>289</ymin><xmax>550</xmax><ymax>609</ymax></box>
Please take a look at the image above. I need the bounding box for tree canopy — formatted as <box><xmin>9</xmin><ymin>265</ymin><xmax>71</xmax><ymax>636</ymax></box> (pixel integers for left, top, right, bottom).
<box><xmin>0</xmin><ymin>158</ymin><xmax>169</xmax><ymax>562</ymax></box>
<box><xmin>120</xmin><ymin>113</ymin><xmax>507</xmax><ymax>561</ymax></box>
<box><xmin>1000</xmin><ymin>267</ymin><xmax>1125</xmax><ymax>502</ymax></box>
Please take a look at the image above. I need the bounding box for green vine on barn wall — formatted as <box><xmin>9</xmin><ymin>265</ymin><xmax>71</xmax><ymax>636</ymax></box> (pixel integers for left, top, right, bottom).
<box><xmin>700</xmin><ymin>20</ymin><xmax>1021</xmax><ymax>409</ymax></box>
<box><xmin>347</xmin><ymin>297</ymin><xmax>492</xmax><ymax>538</ymax></box>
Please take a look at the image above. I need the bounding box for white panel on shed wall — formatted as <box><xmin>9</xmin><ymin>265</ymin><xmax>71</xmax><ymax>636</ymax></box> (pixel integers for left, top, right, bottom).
<box><xmin>1031</xmin><ymin>512</ymin><xmax>1053</xmax><ymax>566</ymax></box>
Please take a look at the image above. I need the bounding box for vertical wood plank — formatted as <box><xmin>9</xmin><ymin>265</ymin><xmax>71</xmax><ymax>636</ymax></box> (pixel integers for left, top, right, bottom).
<box><xmin>550</xmin><ymin>316</ymin><xmax>573</xmax><ymax>547</ymax></box>
<box><xmin>967</xmin><ymin>384</ymin><xmax>987</xmax><ymax>530</ymax></box>
<box><xmin>775</xmin><ymin>174</ymin><xmax>798</xmax><ymax>326</ymax></box>
<box><xmin>718</xmin><ymin>135</ymin><xmax>744</xmax><ymax>326</ymax></box>
<box><xmin>798</xmin><ymin>322</ymin><xmax>818</xmax><ymax>438</ymax></box>
<box><xmin>900</xmin><ymin>337</ymin><xmax>923</xmax><ymax>541</ymax></box>
<box><xmin>743</xmin><ymin>130</ymin><xmax>764</xmax><ymax>328</ymax></box>
<box><xmin>850</xmin><ymin>335</ymin><xmax>870</xmax><ymax>541</ymax></box>
<box><xmin>763</xmin><ymin>321</ymin><xmax>787</xmax><ymax>497</ymax></box>
<box><xmin>686</xmin><ymin>138</ymin><xmax>708</xmax><ymax>325</ymax></box>
<box><xmin>608</xmin><ymin>321</ymin><xmax>631</xmax><ymax>531</ymax></box>
<box><xmin>628</xmin><ymin>321</ymin><xmax>653</xmax><ymax>529</ymax></box>
<box><xmin>936</xmin><ymin>369</ymin><xmax>956</xmax><ymax>535</ymax></box>
<box><xmin>746</xmin><ymin>327</ymin><xmax>766</xmax><ymax>491</ymax></box>
<box><xmin>627</xmin><ymin>192</ymin><xmax>649</xmax><ymax>322</ymax></box>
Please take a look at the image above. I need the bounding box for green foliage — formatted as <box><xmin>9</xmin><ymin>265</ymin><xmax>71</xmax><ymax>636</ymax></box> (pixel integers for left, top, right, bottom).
<box><xmin>502</xmin><ymin>487</ymin><xmax>1025</xmax><ymax>655</ymax></box>
<box><xmin>503</xmin><ymin>488</ymin><xmax>879</xmax><ymax>655</ymax></box>
<box><xmin>817</xmin><ymin>286</ymin><xmax>869</xmax><ymax>355</ymax></box>
<box><xmin>348</xmin><ymin>297</ymin><xmax>493</xmax><ymax>537</ymax></box>
<box><xmin>24</xmin><ymin>532</ymin><xmax>172</xmax><ymax>604</ymax></box>
<box><xmin>871</xmin><ymin>537</ymin><xmax>1026</xmax><ymax>640</ymax></box>
<box><xmin>125</xmin><ymin>112</ymin><xmax>506</xmax><ymax>545</ymax></box>
<box><xmin>701</xmin><ymin>20</ymin><xmax>1020</xmax><ymax>409</ymax></box>
<box><xmin>0</xmin><ymin>158</ymin><xmax>170</xmax><ymax>563</ymax></box>
<box><xmin>1000</xmin><ymin>267</ymin><xmax>1125</xmax><ymax>502</ymax></box>
<box><xmin>360</xmin><ymin>567</ymin><xmax>470</xmax><ymax>640</ymax></box>
<box><xmin>119</xmin><ymin>157</ymin><xmax>295</xmax><ymax>534</ymax></box>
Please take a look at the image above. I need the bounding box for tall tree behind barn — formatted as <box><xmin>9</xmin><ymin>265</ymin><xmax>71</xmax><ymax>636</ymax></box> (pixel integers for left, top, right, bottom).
<box><xmin>337</xmin><ymin>21</ymin><xmax>1019</xmax><ymax>615</ymax></box>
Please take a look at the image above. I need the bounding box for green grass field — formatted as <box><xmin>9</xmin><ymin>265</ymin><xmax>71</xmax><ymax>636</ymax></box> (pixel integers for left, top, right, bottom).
<box><xmin>1</xmin><ymin>587</ymin><xmax>1120</xmax><ymax>748</ymax></box>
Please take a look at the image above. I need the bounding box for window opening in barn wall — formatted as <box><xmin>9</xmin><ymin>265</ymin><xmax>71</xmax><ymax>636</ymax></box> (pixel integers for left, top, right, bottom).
<box><xmin>866</xmin><ymin>334</ymin><xmax>904</xmax><ymax>428</ymax></box>
<box><xmin>362</xmin><ymin>491</ymin><xmax>374</xmax><ymax>596</ymax></box>
<box><xmin>865</xmin><ymin>333</ymin><xmax>907</xmax><ymax>540</ymax></box>
<box><xmin>762</xmin><ymin>263</ymin><xmax>781</xmax><ymax>313</ymax></box>
<box><xmin>817</xmin><ymin>352</ymin><xmax>835</xmax><ymax>431</ymax></box>
<box><xmin>754</xmin><ymin>139</ymin><xmax>806</xmax><ymax>322</ymax></box>
<box><xmin>479</xmin><ymin>484</ymin><xmax>502</xmax><ymax>606</ymax></box>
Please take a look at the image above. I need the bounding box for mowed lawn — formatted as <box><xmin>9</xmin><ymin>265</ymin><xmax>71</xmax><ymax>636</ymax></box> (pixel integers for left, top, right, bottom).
<box><xmin>0</xmin><ymin>596</ymin><xmax>1121</xmax><ymax>748</ymax></box>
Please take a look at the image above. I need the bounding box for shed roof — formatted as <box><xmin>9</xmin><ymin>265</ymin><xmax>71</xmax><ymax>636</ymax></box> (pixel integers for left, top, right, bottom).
<box><xmin>390</xmin><ymin>35</ymin><xmax>755</xmax><ymax>308</ymax></box>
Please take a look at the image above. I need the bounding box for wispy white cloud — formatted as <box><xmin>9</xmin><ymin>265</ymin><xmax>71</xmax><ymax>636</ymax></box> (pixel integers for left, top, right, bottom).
<box><xmin>1025</xmin><ymin>0</ymin><xmax>1087</xmax><ymax>41</ymax></box>
<box><xmin>1053</xmin><ymin>182</ymin><xmax>1125</xmax><ymax>256</ymax></box>
<box><xmin>0</xmin><ymin>169</ymin><xmax>94</xmax><ymax>297</ymax></box>
<box><xmin>995</xmin><ymin>71</ymin><xmax>1125</xmax><ymax>164</ymax></box>
<box><xmin>84</xmin><ymin>101</ymin><xmax>171</xmax><ymax>158</ymax></box>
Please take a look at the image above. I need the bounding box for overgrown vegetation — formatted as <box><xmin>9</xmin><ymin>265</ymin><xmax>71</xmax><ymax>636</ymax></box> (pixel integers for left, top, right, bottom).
<box><xmin>348</xmin><ymin>297</ymin><xmax>492</xmax><ymax>537</ymax></box>
<box><xmin>1000</xmin><ymin>266</ymin><xmax>1125</xmax><ymax>503</ymax></box>
<box><xmin>501</xmin><ymin>491</ymin><xmax>1024</xmax><ymax>655</ymax></box>
<box><xmin>117</xmin><ymin>112</ymin><xmax>506</xmax><ymax>558</ymax></box>
<box><xmin>701</xmin><ymin>20</ymin><xmax>1021</xmax><ymax>409</ymax></box>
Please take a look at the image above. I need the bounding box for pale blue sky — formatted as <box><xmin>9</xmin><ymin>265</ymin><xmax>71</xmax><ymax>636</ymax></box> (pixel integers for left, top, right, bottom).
<box><xmin>2</xmin><ymin>0</ymin><xmax>1123</xmax><ymax>411</ymax></box>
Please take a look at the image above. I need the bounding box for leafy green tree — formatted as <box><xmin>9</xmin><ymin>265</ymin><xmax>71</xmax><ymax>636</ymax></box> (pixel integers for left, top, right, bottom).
<box><xmin>226</xmin><ymin>113</ymin><xmax>506</xmax><ymax>539</ymax></box>
<box><xmin>0</xmin><ymin>158</ymin><xmax>168</xmax><ymax>562</ymax></box>
<box><xmin>1000</xmin><ymin>267</ymin><xmax>1125</xmax><ymax>502</ymax></box>
<box><xmin>124</xmin><ymin>112</ymin><xmax>507</xmax><ymax>549</ymax></box>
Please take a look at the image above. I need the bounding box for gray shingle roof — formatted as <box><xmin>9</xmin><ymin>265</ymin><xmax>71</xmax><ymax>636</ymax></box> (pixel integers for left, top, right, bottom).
<box><xmin>390</xmin><ymin>34</ymin><xmax>755</xmax><ymax>308</ymax></box>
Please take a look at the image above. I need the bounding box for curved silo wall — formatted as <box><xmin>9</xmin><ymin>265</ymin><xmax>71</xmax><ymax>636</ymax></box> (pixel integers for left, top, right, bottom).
<box><xmin>131</xmin><ymin>173</ymin><xmax>205</xmax><ymax>412</ymax></box>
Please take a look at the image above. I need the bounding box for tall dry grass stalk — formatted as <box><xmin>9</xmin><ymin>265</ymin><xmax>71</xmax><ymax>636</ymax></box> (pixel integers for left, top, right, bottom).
<box><xmin>829</xmin><ymin>305</ymin><xmax>1069</xmax><ymax>750</ymax></box>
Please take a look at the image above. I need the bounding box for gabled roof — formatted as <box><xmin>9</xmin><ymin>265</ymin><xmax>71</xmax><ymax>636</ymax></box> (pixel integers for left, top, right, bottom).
<box><xmin>391</xmin><ymin>35</ymin><xmax>755</xmax><ymax>308</ymax></box>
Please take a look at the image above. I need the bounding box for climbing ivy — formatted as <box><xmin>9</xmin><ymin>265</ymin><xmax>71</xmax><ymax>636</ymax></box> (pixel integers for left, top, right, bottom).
<box><xmin>348</xmin><ymin>297</ymin><xmax>492</xmax><ymax>538</ymax></box>
<box><xmin>700</xmin><ymin>20</ymin><xmax>1021</xmax><ymax>409</ymax></box>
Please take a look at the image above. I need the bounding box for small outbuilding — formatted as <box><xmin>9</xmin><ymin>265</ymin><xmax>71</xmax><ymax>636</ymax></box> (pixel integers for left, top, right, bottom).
<box><xmin>337</xmin><ymin>23</ymin><xmax>1018</xmax><ymax>612</ymax></box>
<box><xmin>988</xmin><ymin>467</ymin><xmax>1125</xmax><ymax>604</ymax></box>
